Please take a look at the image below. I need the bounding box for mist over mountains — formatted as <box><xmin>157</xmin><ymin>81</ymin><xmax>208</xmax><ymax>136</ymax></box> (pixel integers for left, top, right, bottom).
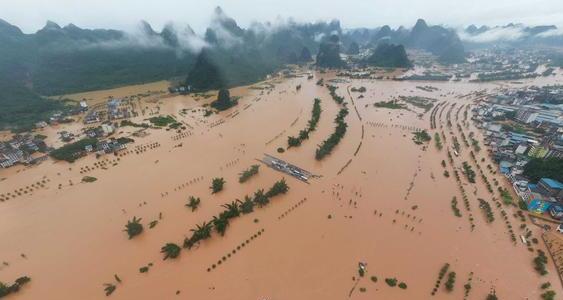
<box><xmin>345</xmin><ymin>19</ymin><xmax>466</xmax><ymax>64</ymax></box>
<box><xmin>459</xmin><ymin>23</ymin><xmax>563</xmax><ymax>48</ymax></box>
<box><xmin>1</xmin><ymin>6</ymin><xmax>562</xmax><ymax>130</ymax></box>
<box><xmin>0</xmin><ymin>8</ymin><xmax>468</xmax><ymax>95</ymax></box>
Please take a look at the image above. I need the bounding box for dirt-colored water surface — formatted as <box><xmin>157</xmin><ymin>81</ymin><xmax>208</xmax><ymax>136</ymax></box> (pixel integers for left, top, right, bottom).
<box><xmin>1</xmin><ymin>71</ymin><xmax>562</xmax><ymax>300</ymax></box>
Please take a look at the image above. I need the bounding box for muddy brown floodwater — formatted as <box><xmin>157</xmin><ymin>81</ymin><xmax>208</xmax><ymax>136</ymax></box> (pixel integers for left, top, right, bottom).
<box><xmin>1</xmin><ymin>71</ymin><xmax>562</xmax><ymax>300</ymax></box>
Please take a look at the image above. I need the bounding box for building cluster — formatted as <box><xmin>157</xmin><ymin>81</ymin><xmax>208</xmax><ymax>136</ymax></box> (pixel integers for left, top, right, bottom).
<box><xmin>34</xmin><ymin>101</ymin><xmax>89</xmax><ymax>129</ymax></box>
<box><xmin>0</xmin><ymin>134</ymin><xmax>49</xmax><ymax>168</ymax></box>
<box><xmin>85</xmin><ymin>138</ymin><xmax>128</xmax><ymax>156</ymax></box>
<box><xmin>473</xmin><ymin>85</ymin><xmax>563</xmax><ymax>219</ymax></box>
<box><xmin>168</xmin><ymin>86</ymin><xmax>191</xmax><ymax>95</ymax></box>
<box><xmin>85</xmin><ymin>124</ymin><xmax>115</xmax><ymax>139</ymax></box>
<box><xmin>463</xmin><ymin>48</ymin><xmax>555</xmax><ymax>81</ymax></box>
<box><xmin>397</xmin><ymin>48</ymin><xmax>555</xmax><ymax>82</ymax></box>
<box><xmin>84</xmin><ymin>98</ymin><xmax>134</xmax><ymax>125</ymax></box>
<box><xmin>107</xmin><ymin>99</ymin><xmax>132</xmax><ymax>121</ymax></box>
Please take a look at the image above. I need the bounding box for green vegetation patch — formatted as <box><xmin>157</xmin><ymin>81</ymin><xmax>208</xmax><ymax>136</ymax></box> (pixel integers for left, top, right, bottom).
<box><xmin>434</xmin><ymin>133</ymin><xmax>443</xmax><ymax>150</ymax></box>
<box><xmin>351</xmin><ymin>86</ymin><xmax>366</xmax><ymax>93</ymax></box>
<box><xmin>534</xmin><ymin>249</ymin><xmax>549</xmax><ymax>276</ymax></box>
<box><xmin>0</xmin><ymin>276</ymin><xmax>31</xmax><ymax>298</ymax></box>
<box><xmin>0</xmin><ymin>80</ymin><xmax>65</xmax><ymax>131</ymax></box>
<box><xmin>239</xmin><ymin>165</ymin><xmax>260</xmax><ymax>183</ymax></box>
<box><xmin>385</xmin><ymin>278</ymin><xmax>397</xmax><ymax>287</ymax></box>
<box><xmin>462</xmin><ymin>162</ymin><xmax>476</xmax><ymax>183</ymax></box>
<box><xmin>451</xmin><ymin>197</ymin><xmax>462</xmax><ymax>217</ymax></box>
<box><xmin>541</xmin><ymin>290</ymin><xmax>556</xmax><ymax>300</ymax></box>
<box><xmin>412</xmin><ymin>130</ymin><xmax>431</xmax><ymax>145</ymax></box>
<box><xmin>498</xmin><ymin>187</ymin><xmax>514</xmax><ymax>205</ymax></box>
<box><xmin>444</xmin><ymin>271</ymin><xmax>456</xmax><ymax>291</ymax></box>
<box><xmin>148</xmin><ymin>115</ymin><xmax>176</xmax><ymax>127</ymax></box>
<box><xmin>81</xmin><ymin>176</ymin><xmax>97</xmax><ymax>183</ymax></box>
<box><xmin>50</xmin><ymin>138</ymin><xmax>98</xmax><ymax>162</ymax></box>
<box><xmin>374</xmin><ymin>100</ymin><xmax>406</xmax><ymax>110</ymax></box>
<box><xmin>398</xmin><ymin>95</ymin><xmax>436</xmax><ymax>112</ymax></box>
<box><xmin>477</xmin><ymin>199</ymin><xmax>494</xmax><ymax>223</ymax></box>
<box><xmin>523</xmin><ymin>158</ymin><xmax>563</xmax><ymax>183</ymax></box>
<box><xmin>121</xmin><ymin>120</ymin><xmax>149</xmax><ymax>128</ymax></box>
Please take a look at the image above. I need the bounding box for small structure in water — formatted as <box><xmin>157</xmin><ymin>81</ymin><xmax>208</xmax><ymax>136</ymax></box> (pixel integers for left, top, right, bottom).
<box><xmin>259</xmin><ymin>154</ymin><xmax>314</xmax><ymax>183</ymax></box>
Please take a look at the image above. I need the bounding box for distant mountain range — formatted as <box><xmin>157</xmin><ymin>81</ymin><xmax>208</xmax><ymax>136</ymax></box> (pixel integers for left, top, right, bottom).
<box><xmin>344</xmin><ymin>19</ymin><xmax>466</xmax><ymax>64</ymax></box>
<box><xmin>316</xmin><ymin>35</ymin><xmax>346</xmax><ymax>68</ymax></box>
<box><xmin>4</xmin><ymin>7</ymin><xmax>560</xmax><ymax>130</ymax></box>
<box><xmin>364</xmin><ymin>44</ymin><xmax>412</xmax><ymax>68</ymax></box>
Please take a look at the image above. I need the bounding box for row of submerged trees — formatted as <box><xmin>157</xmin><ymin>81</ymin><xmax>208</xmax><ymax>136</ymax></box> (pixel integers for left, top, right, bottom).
<box><xmin>238</xmin><ymin>165</ymin><xmax>260</xmax><ymax>183</ymax></box>
<box><xmin>0</xmin><ymin>276</ymin><xmax>31</xmax><ymax>298</ymax></box>
<box><xmin>314</xmin><ymin>85</ymin><xmax>349</xmax><ymax>160</ymax></box>
<box><xmin>316</xmin><ymin>107</ymin><xmax>349</xmax><ymax>160</ymax></box>
<box><xmin>161</xmin><ymin>179</ymin><xmax>289</xmax><ymax>260</ymax></box>
<box><xmin>123</xmin><ymin>178</ymin><xmax>223</xmax><ymax>240</ymax></box>
<box><xmin>288</xmin><ymin>98</ymin><xmax>322</xmax><ymax>148</ymax></box>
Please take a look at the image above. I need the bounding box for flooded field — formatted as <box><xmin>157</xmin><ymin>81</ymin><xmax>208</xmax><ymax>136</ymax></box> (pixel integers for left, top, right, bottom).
<box><xmin>55</xmin><ymin>80</ymin><xmax>171</xmax><ymax>106</ymax></box>
<box><xmin>1</xmin><ymin>71</ymin><xmax>562</xmax><ymax>299</ymax></box>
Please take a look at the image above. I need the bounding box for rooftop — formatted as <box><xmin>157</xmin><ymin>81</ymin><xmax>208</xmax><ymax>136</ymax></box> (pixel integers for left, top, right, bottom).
<box><xmin>540</xmin><ymin>178</ymin><xmax>563</xmax><ymax>189</ymax></box>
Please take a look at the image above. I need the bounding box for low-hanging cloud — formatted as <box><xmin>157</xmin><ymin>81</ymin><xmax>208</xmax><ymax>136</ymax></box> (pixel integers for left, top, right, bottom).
<box><xmin>205</xmin><ymin>7</ymin><xmax>244</xmax><ymax>49</ymax></box>
<box><xmin>538</xmin><ymin>27</ymin><xmax>563</xmax><ymax>37</ymax></box>
<box><xmin>176</xmin><ymin>25</ymin><xmax>208</xmax><ymax>53</ymax></box>
<box><xmin>80</xmin><ymin>21</ymin><xmax>208</xmax><ymax>55</ymax></box>
<box><xmin>314</xmin><ymin>33</ymin><xmax>326</xmax><ymax>42</ymax></box>
<box><xmin>458</xmin><ymin>26</ymin><xmax>527</xmax><ymax>43</ymax></box>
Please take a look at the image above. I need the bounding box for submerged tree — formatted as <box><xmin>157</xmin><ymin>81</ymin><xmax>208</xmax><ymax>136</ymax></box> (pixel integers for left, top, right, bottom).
<box><xmin>124</xmin><ymin>216</ymin><xmax>143</xmax><ymax>239</ymax></box>
<box><xmin>287</xmin><ymin>136</ymin><xmax>301</xmax><ymax>148</ymax></box>
<box><xmin>103</xmin><ymin>283</ymin><xmax>116</xmax><ymax>296</ymax></box>
<box><xmin>212</xmin><ymin>215</ymin><xmax>230</xmax><ymax>236</ymax></box>
<box><xmin>185</xmin><ymin>196</ymin><xmax>201</xmax><ymax>211</ymax></box>
<box><xmin>221</xmin><ymin>201</ymin><xmax>241</xmax><ymax>219</ymax></box>
<box><xmin>253</xmin><ymin>189</ymin><xmax>269</xmax><ymax>207</ymax></box>
<box><xmin>240</xmin><ymin>195</ymin><xmax>255</xmax><ymax>214</ymax></box>
<box><xmin>0</xmin><ymin>276</ymin><xmax>31</xmax><ymax>298</ymax></box>
<box><xmin>238</xmin><ymin>165</ymin><xmax>260</xmax><ymax>183</ymax></box>
<box><xmin>210</xmin><ymin>177</ymin><xmax>226</xmax><ymax>194</ymax></box>
<box><xmin>486</xmin><ymin>292</ymin><xmax>498</xmax><ymax>300</ymax></box>
<box><xmin>315</xmin><ymin>107</ymin><xmax>349</xmax><ymax>160</ymax></box>
<box><xmin>161</xmin><ymin>243</ymin><xmax>181</xmax><ymax>260</ymax></box>
<box><xmin>266</xmin><ymin>178</ymin><xmax>289</xmax><ymax>197</ymax></box>
<box><xmin>190</xmin><ymin>222</ymin><xmax>213</xmax><ymax>242</ymax></box>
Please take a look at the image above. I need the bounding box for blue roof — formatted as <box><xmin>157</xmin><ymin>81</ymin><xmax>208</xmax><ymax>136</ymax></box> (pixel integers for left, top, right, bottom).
<box><xmin>551</xmin><ymin>205</ymin><xmax>563</xmax><ymax>213</ymax></box>
<box><xmin>510</xmin><ymin>132</ymin><xmax>530</xmax><ymax>138</ymax></box>
<box><xmin>540</xmin><ymin>178</ymin><xmax>563</xmax><ymax>189</ymax></box>
<box><xmin>500</xmin><ymin>161</ymin><xmax>513</xmax><ymax>168</ymax></box>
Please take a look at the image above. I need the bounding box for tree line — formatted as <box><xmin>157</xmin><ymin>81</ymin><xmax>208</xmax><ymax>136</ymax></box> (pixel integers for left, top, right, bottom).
<box><xmin>161</xmin><ymin>179</ymin><xmax>289</xmax><ymax>259</ymax></box>
<box><xmin>288</xmin><ymin>98</ymin><xmax>322</xmax><ymax>148</ymax></box>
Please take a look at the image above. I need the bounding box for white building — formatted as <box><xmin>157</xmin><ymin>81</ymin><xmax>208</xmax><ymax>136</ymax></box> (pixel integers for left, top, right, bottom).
<box><xmin>101</xmin><ymin>124</ymin><xmax>114</xmax><ymax>136</ymax></box>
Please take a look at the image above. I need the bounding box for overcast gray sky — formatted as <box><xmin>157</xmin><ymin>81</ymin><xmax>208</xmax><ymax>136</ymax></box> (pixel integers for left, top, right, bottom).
<box><xmin>1</xmin><ymin>0</ymin><xmax>563</xmax><ymax>33</ymax></box>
